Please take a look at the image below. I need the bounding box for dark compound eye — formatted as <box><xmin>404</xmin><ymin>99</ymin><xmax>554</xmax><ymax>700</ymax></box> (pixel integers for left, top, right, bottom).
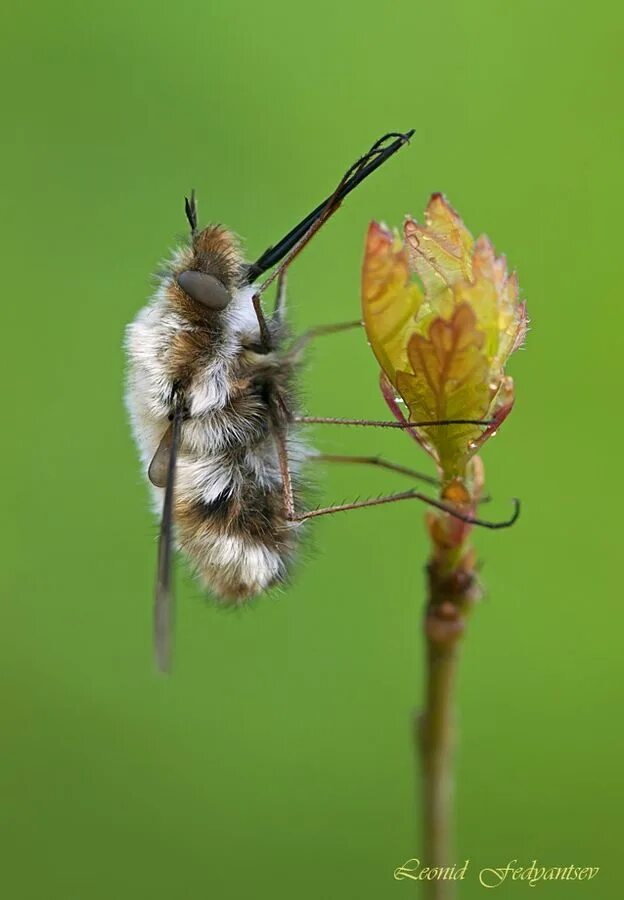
<box><xmin>176</xmin><ymin>270</ymin><xmax>231</xmax><ymax>310</ymax></box>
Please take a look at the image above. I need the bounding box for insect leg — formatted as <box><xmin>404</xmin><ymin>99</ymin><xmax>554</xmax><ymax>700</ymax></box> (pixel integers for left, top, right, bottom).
<box><xmin>252</xmin><ymin>293</ymin><xmax>273</xmax><ymax>352</ymax></box>
<box><xmin>291</xmin><ymin>492</ymin><xmax>520</xmax><ymax>530</ymax></box>
<box><xmin>294</xmin><ymin>416</ymin><xmax>493</xmax><ymax>428</ymax></box>
<box><xmin>307</xmin><ymin>452</ymin><xmax>438</xmax><ymax>487</ymax></box>
<box><xmin>153</xmin><ymin>391</ymin><xmax>184</xmax><ymax>674</ymax></box>
<box><xmin>307</xmin><ymin>453</ymin><xmax>492</xmax><ymax>504</ymax></box>
<box><xmin>273</xmin><ymin>271</ymin><xmax>287</xmax><ymax>321</ymax></box>
<box><xmin>286</xmin><ymin>320</ymin><xmax>362</xmax><ymax>360</ymax></box>
<box><xmin>254</xmin><ymin>269</ymin><xmax>290</xmax><ymax>348</ymax></box>
<box><xmin>270</xmin><ymin>418</ymin><xmax>296</xmax><ymax>520</ymax></box>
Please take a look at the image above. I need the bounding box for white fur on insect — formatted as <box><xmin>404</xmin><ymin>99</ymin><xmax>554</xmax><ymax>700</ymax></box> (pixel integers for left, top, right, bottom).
<box><xmin>126</xmin><ymin>229</ymin><xmax>307</xmax><ymax>602</ymax></box>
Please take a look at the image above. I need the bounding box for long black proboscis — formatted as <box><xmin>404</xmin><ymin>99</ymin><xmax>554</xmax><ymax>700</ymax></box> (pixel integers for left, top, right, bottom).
<box><xmin>246</xmin><ymin>130</ymin><xmax>414</xmax><ymax>283</ymax></box>
<box><xmin>154</xmin><ymin>394</ymin><xmax>184</xmax><ymax>675</ymax></box>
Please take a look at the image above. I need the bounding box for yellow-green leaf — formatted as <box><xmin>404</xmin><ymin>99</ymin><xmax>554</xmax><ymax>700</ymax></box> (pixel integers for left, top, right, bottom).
<box><xmin>361</xmin><ymin>221</ymin><xmax>423</xmax><ymax>383</ymax></box>
<box><xmin>396</xmin><ymin>303</ymin><xmax>490</xmax><ymax>476</ymax></box>
<box><xmin>361</xmin><ymin>194</ymin><xmax>526</xmax><ymax>479</ymax></box>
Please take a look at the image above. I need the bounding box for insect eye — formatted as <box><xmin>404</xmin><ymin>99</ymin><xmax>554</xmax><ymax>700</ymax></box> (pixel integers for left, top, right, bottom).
<box><xmin>176</xmin><ymin>271</ymin><xmax>231</xmax><ymax>310</ymax></box>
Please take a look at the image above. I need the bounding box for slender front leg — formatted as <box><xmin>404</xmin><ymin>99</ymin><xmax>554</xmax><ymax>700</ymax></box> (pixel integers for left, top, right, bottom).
<box><xmin>309</xmin><ymin>452</ymin><xmax>438</xmax><ymax>487</ymax></box>
<box><xmin>286</xmin><ymin>319</ymin><xmax>362</xmax><ymax>360</ymax></box>
<box><xmin>295</xmin><ymin>416</ymin><xmax>493</xmax><ymax>429</ymax></box>
<box><xmin>252</xmin><ymin>293</ymin><xmax>273</xmax><ymax>352</ymax></box>
<box><xmin>273</xmin><ymin>271</ymin><xmax>287</xmax><ymax>322</ymax></box>
<box><xmin>309</xmin><ymin>453</ymin><xmax>492</xmax><ymax>504</ymax></box>
<box><xmin>290</xmin><ymin>492</ymin><xmax>520</xmax><ymax>529</ymax></box>
<box><xmin>254</xmin><ymin>270</ymin><xmax>290</xmax><ymax>351</ymax></box>
<box><xmin>268</xmin><ymin>389</ymin><xmax>296</xmax><ymax>520</ymax></box>
<box><xmin>274</xmin><ymin>426</ymin><xmax>295</xmax><ymax>519</ymax></box>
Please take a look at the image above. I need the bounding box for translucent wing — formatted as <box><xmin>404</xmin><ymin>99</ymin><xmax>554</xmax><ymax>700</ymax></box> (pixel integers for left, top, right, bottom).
<box><xmin>153</xmin><ymin>396</ymin><xmax>183</xmax><ymax>674</ymax></box>
<box><xmin>148</xmin><ymin>424</ymin><xmax>173</xmax><ymax>488</ymax></box>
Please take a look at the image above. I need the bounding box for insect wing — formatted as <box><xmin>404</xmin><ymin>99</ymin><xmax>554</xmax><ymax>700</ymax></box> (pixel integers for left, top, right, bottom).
<box><xmin>148</xmin><ymin>423</ymin><xmax>174</xmax><ymax>488</ymax></box>
<box><xmin>153</xmin><ymin>397</ymin><xmax>183</xmax><ymax>673</ymax></box>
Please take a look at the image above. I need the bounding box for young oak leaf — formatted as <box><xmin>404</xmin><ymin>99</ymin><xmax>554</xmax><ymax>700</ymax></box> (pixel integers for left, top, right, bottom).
<box><xmin>396</xmin><ymin>303</ymin><xmax>490</xmax><ymax>477</ymax></box>
<box><xmin>404</xmin><ymin>192</ymin><xmax>473</xmax><ymax>319</ymax></box>
<box><xmin>361</xmin><ymin>194</ymin><xmax>527</xmax><ymax>480</ymax></box>
<box><xmin>361</xmin><ymin>222</ymin><xmax>423</xmax><ymax>383</ymax></box>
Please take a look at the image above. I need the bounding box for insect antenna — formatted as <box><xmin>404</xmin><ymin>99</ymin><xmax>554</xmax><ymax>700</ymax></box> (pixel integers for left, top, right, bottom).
<box><xmin>154</xmin><ymin>390</ymin><xmax>184</xmax><ymax>674</ymax></box>
<box><xmin>246</xmin><ymin>130</ymin><xmax>415</xmax><ymax>283</ymax></box>
<box><xmin>184</xmin><ymin>189</ymin><xmax>198</xmax><ymax>235</ymax></box>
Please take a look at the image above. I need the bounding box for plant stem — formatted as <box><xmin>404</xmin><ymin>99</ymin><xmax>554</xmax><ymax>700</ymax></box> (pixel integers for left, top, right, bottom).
<box><xmin>416</xmin><ymin>525</ymin><xmax>480</xmax><ymax>899</ymax></box>
<box><xmin>418</xmin><ymin>635</ymin><xmax>459</xmax><ymax>899</ymax></box>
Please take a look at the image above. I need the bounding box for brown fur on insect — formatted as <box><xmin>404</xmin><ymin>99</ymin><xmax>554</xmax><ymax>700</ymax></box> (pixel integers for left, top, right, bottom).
<box><xmin>126</xmin><ymin>219</ymin><xmax>305</xmax><ymax>605</ymax></box>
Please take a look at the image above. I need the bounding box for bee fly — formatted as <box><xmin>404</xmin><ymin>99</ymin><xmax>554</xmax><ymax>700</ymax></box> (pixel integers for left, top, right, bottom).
<box><xmin>126</xmin><ymin>131</ymin><xmax>515</xmax><ymax>672</ymax></box>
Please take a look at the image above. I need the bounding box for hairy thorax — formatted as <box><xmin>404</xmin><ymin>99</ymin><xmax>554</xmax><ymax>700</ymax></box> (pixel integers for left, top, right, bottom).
<box><xmin>125</xmin><ymin>235</ymin><xmax>304</xmax><ymax>603</ymax></box>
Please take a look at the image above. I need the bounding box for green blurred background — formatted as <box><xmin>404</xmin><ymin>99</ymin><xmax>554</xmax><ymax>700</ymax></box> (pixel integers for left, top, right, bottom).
<box><xmin>1</xmin><ymin>1</ymin><xmax>622</xmax><ymax>897</ymax></box>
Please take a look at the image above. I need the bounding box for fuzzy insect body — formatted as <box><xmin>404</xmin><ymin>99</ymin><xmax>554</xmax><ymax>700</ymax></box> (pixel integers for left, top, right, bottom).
<box><xmin>126</xmin><ymin>226</ymin><xmax>304</xmax><ymax>602</ymax></box>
